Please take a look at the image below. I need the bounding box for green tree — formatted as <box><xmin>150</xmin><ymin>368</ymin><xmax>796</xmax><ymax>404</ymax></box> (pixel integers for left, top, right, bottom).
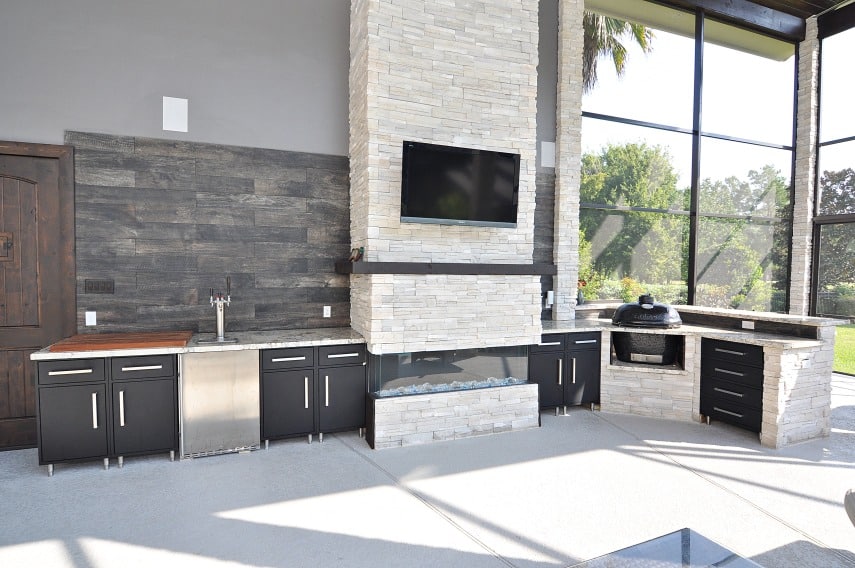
<box><xmin>583</xmin><ymin>12</ymin><xmax>653</xmax><ymax>93</ymax></box>
<box><xmin>580</xmin><ymin>142</ymin><xmax>683</xmax><ymax>277</ymax></box>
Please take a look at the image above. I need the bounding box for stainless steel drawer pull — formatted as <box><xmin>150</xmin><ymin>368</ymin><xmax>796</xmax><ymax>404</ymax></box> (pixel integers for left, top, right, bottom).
<box><xmin>304</xmin><ymin>377</ymin><xmax>309</xmax><ymax>409</ymax></box>
<box><xmin>557</xmin><ymin>359</ymin><xmax>563</xmax><ymax>385</ymax></box>
<box><xmin>574</xmin><ymin>339</ymin><xmax>598</xmax><ymax>344</ymax></box>
<box><xmin>325</xmin><ymin>375</ymin><xmax>330</xmax><ymax>407</ymax></box>
<box><xmin>714</xmin><ymin>407</ymin><xmax>743</xmax><ymax>418</ymax></box>
<box><xmin>327</xmin><ymin>352</ymin><xmax>359</xmax><ymax>359</ymax></box>
<box><xmin>572</xmin><ymin>358</ymin><xmax>576</xmax><ymax>384</ymax></box>
<box><xmin>119</xmin><ymin>390</ymin><xmax>126</xmax><ymax>426</ymax></box>
<box><xmin>271</xmin><ymin>356</ymin><xmax>306</xmax><ymax>363</ymax></box>
<box><xmin>539</xmin><ymin>341</ymin><xmax>562</xmax><ymax>346</ymax></box>
<box><xmin>714</xmin><ymin>367</ymin><xmax>745</xmax><ymax>377</ymax></box>
<box><xmin>91</xmin><ymin>393</ymin><xmax>98</xmax><ymax>429</ymax></box>
<box><xmin>714</xmin><ymin>387</ymin><xmax>744</xmax><ymax>398</ymax></box>
<box><xmin>48</xmin><ymin>368</ymin><xmax>93</xmax><ymax>376</ymax></box>
<box><xmin>121</xmin><ymin>365</ymin><xmax>163</xmax><ymax>372</ymax></box>
<box><xmin>715</xmin><ymin>348</ymin><xmax>745</xmax><ymax>356</ymax></box>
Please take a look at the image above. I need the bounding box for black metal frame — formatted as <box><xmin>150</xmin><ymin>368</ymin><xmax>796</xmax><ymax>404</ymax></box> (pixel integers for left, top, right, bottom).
<box><xmin>580</xmin><ymin>3</ymin><xmax>798</xmax><ymax>311</ymax></box>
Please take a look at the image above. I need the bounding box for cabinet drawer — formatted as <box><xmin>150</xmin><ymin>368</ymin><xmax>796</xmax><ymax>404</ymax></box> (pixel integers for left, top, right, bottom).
<box><xmin>111</xmin><ymin>355</ymin><xmax>175</xmax><ymax>380</ymax></box>
<box><xmin>566</xmin><ymin>332</ymin><xmax>601</xmax><ymax>350</ymax></box>
<box><xmin>701</xmin><ymin>360</ymin><xmax>764</xmax><ymax>390</ymax></box>
<box><xmin>702</xmin><ymin>398</ymin><xmax>762</xmax><ymax>433</ymax></box>
<box><xmin>262</xmin><ymin>347</ymin><xmax>314</xmax><ymax>371</ymax></box>
<box><xmin>38</xmin><ymin>359</ymin><xmax>106</xmax><ymax>385</ymax></box>
<box><xmin>318</xmin><ymin>344</ymin><xmax>366</xmax><ymax>367</ymax></box>
<box><xmin>701</xmin><ymin>378</ymin><xmax>762</xmax><ymax>409</ymax></box>
<box><xmin>530</xmin><ymin>334</ymin><xmax>566</xmax><ymax>353</ymax></box>
<box><xmin>702</xmin><ymin>339</ymin><xmax>763</xmax><ymax>368</ymax></box>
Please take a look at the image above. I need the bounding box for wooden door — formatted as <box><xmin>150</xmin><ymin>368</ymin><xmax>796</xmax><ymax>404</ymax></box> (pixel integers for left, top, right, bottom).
<box><xmin>0</xmin><ymin>142</ymin><xmax>75</xmax><ymax>450</ymax></box>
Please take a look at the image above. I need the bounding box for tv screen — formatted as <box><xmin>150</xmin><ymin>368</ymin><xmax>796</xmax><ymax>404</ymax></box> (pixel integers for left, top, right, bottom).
<box><xmin>400</xmin><ymin>141</ymin><xmax>520</xmax><ymax>228</ymax></box>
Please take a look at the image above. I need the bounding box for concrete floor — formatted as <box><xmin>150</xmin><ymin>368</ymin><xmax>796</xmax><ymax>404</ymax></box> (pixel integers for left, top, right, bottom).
<box><xmin>1</xmin><ymin>375</ymin><xmax>853</xmax><ymax>568</ymax></box>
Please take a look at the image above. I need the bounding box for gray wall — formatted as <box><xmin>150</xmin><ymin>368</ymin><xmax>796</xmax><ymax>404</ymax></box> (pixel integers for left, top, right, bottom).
<box><xmin>70</xmin><ymin>131</ymin><xmax>351</xmax><ymax>334</ymax></box>
<box><xmin>0</xmin><ymin>1</ymin><xmax>349</xmax><ymax>156</ymax></box>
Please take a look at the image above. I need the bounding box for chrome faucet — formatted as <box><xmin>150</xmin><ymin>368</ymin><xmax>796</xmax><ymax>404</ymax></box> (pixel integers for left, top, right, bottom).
<box><xmin>198</xmin><ymin>276</ymin><xmax>239</xmax><ymax>344</ymax></box>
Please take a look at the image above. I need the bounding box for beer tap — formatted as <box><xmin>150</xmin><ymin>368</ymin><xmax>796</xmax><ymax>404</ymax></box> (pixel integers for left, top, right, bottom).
<box><xmin>199</xmin><ymin>276</ymin><xmax>238</xmax><ymax>344</ymax></box>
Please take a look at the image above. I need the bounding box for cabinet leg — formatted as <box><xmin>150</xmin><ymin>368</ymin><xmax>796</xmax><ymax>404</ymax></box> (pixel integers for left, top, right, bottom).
<box><xmin>555</xmin><ymin>407</ymin><xmax>559</xmax><ymax>417</ymax></box>
<box><xmin>591</xmin><ymin>403</ymin><xmax>594</xmax><ymax>412</ymax></box>
<box><xmin>319</xmin><ymin>433</ymin><xmax>324</xmax><ymax>443</ymax></box>
<box><xmin>47</xmin><ymin>464</ymin><xmax>54</xmax><ymax>477</ymax></box>
<box><xmin>359</xmin><ymin>427</ymin><xmax>364</xmax><ymax>438</ymax></box>
<box><xmin>118</xmin><ymin>456</ymin><xmax>124</xmax><ymax>469</ymax></box>
<box><xmin>706</xmin><ymin>415</ymin><xmax>710</xmax><ymax>425</ymax></box>
<box><xmin>103</xmin><ymin>458</ymin><xmax>109</xmax><ymax>470</ymax></box>
<box><xmin>264</xmin><ymin>439</ymin><xmax>269</xmax><ymax>450</ymax></box>
<box><xmin>308</xmin><ymin>434</ymin><xmax>313</xmax><ymax>444</ymax></box>
<box><xmin>170</xmin><ymin>450</ymin><xmax>175</xmax><ymax>462</ymax></box>
<box><xmin>563</xmin><ymin>405</ymin><xmax>568</xmax><ymax>416</ymax></box>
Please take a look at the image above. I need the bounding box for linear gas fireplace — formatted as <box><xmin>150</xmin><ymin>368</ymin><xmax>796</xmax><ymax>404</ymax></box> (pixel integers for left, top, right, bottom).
<box><xmin>369</xmin><ymin>345</ymin><xmax>528</xmax><ymax>397</ymax></box>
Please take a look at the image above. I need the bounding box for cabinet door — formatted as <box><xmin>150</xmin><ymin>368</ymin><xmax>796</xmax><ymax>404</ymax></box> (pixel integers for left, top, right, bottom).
<box><xmin>261</xmin><ymin>370</ymin><xmax>315</xmax><ymax>439</ymax></box>
<box><xmin>565</xmin><ymin>348</ymin><xmax>601</xmax><ymax>405</ymax></box>
<box><xmin>528</xmin><ymin>352</ymin><xmax>564</xmax><ymax>409</ymax></box>
<box><xmin>112</xmin><ymin>379</ymin><xmax>177</xmax><ymax>456</ymax></box>
<box><xmin>317</xmin><ymin>365</ymin><xmax>366</xmax><ymax>433</ymax></box>
<box><xmin>38</xmin><ymin>384</ymin><xmax>108</xmax><ymax>464</ymax></box>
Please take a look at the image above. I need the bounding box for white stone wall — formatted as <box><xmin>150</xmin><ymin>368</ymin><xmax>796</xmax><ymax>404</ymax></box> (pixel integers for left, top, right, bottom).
<box><xmin>789</xmin><ymin>16</ymin><xmax>820</xmax><ymax>316</ymax></box>
<box><xmin>553</xmin><ymin>0</ymin><xmax>584</xmax><ymax>320</ymax></box>
<box><xmin>370</xmin><ymin>383</ymin><xmax>540</xmax><ymax>448</ymax></box>
<box><xmin>349</xmin><ymin>0</ymin><xmax>543</xmax><ymax>353</ymax></box>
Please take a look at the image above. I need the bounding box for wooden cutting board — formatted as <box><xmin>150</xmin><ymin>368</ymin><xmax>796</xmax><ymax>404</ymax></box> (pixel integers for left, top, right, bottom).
<box><xmin>48</xmin><ymin>331</ymin><xmax>194</xmax><ymax>352</ymax></box>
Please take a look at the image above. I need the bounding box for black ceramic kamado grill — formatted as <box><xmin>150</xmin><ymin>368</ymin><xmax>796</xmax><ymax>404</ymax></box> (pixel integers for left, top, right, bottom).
<box><xmin>611</xmin><ymin>294</ymin><xmax>682</xmax><ymax>365</ymax></box>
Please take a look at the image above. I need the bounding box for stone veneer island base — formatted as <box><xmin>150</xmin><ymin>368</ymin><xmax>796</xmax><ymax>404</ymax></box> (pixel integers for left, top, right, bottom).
<box><xmin>366</xmin><ymin>383</ymin><xmax>540</xmax><ymax>449</ymax></box>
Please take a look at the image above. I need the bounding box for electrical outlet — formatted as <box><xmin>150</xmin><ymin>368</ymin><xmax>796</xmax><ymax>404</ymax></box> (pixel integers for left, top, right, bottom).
<box><xmin>85</xmin><ymin>311</ymin><xmax>97</xmax><ymax>326</ymax></box>
<box><xmin>741</xmin><ymin>320</ymin><xmax>755</xmax><ymax>330</ymax></box>
<box><xmin>323</xmin><ymin>306</ymin><xmax>331</xmax><ymax>318</ymax></box>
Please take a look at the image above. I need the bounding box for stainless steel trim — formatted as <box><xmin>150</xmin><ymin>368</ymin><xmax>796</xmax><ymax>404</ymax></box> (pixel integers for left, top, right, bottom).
<box><xmin>325</xmin><ymin>375</ymin><xmax>329</xmax><ymax>407</ymax></box>
<box><xmin>714</xmin><ymin>387</ymin><xmax>744</xmax><ymax>398</ymax></box>
<box><xmin>714</xmin><ymin>367</ymin><xmax>745</xmax><ymax>377</ymax></box>
<box><xmin>572</xmin><ymin>358</ymin><xmax>576</xmax><ymax>384</ymax></box>
<box><xmin>119</xmin><ymin>390</ymin><xmax>126</xmax><ymax>426</ymax></box>
<box><xmin>574</xmin><ymin>339</ymin><xmax>598</xmax><ymax>344</ymax></box>
<box><xmin>557</xmin><ymin>359</ymin><xmax>563</xmax><ymax>385</ymax></box>
<box><xmin>48</xmin><ymin>368</ymin><xmax>93</xmax><ymax>376</ymax></box>
<box><xmin>715</xmin><ymin>348</ymin><xmax>745</xmax><ymax>356</ymax></box>
<box><xmin>327</xmin><ymin>352</ymin><xmax>359</xmax><ymax>359</ymax></box>
<box><xmin>91</xmin><ymin>393</ymin><xmax>98</xmax><ymax>429</ymax></box>
<box><xmin>304</xmin><ymin>377</ymin><xmax>309</xmax><ymax>409</ymax></box>
<box><xmin>271</xmin><ymin>356</ymin><xmax>306</xmax><ymax>363</ymax></box>
<box><xmin>121</xmin><ymin>365</ymin><xmax>163</xmax><ymax>372</ymax></box>
<box><xmin>538</xmin><ymin>341</ymin><xmax>562</xmax><ymax>346</ymax></box>
<box><xmin>714</xmin><ymin>406</ymin><xmax>744</xmax><ymax>418</ymax></box>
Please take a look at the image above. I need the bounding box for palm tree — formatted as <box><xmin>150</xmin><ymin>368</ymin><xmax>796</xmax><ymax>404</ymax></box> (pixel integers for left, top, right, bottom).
<box><xmin>583</xmin><ymin>12</ymin><xmax>654</xmax><ymax>93</ymax></box>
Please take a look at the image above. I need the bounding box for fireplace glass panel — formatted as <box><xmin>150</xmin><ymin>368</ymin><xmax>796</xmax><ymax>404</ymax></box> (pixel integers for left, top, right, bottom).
<box><xmin>370</xmin><ymin>346</ymin><xmax>528</xmax><ymax>394</ymax></box>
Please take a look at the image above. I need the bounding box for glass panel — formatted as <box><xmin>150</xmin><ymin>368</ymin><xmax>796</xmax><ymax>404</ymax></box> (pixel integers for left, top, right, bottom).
<box><xmin>702</xmin><ymin>21</ymin><xmax>795</xmax><ymax>145</ymax></box>
<box><xmin>820</xmin><ymin>27</ymin><xmax>855</xmax><ymax>143</ymax></box>
<box><xmin>815</xmin><ymin>223</ymin><xmax>855</xmax><ymax>318</ymax></box>
<box><xmin>695</xmin><ymin>217</ymin><xmax>789</xmax><ymax>312</ymax></box>
<box><xmin>579</xmin><ymin>209</ymin><xmax>688</xmax><ymax>304</ymax></box>
<box><xmin>698</xmin><ymin>137</ymin><xmax>792</xmax><ymax>217</ymax></box>
<box><xmin>582</xmin><ymin>118</ymin><xmax>692</xmax><ymax>209</ymax></box>
<box><xmin>818</xmin><ymin>140</ymin><xmax>855</xmax><ymax>216</ymax></box>
<box><xmin>581</xmin><ymin>8</ymin><xmax>695</xmax><ymax>129</ymax></box>
<box><xmin>369</xmin><ymin>346</ymin><xmax>528</xmax><ymax>393</ymax></box>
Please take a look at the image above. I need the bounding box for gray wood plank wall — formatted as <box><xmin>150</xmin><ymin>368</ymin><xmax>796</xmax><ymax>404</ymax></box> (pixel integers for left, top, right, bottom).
<box><xmin>68</xmin><ymin>131</ymin><xmax>351</xmax><ymax>334</ymax></box>
<box><xmin>535</xmin><ymin>171</ymin><xmax>555</xmax><ymax>320</ymax></box>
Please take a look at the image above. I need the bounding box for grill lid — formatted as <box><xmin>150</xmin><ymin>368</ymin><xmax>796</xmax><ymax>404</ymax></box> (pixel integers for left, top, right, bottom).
<box><xmin>611</xmin><ymin>294</ymin><xmax>682</xmax><ymax>328</ymax></box>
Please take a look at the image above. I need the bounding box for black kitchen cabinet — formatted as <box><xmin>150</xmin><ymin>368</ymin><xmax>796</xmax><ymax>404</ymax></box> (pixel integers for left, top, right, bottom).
<box><xmin>700</xmin><ymin>339</ymin><xmax>764</xmax><ymax>433</ymax></box>
<box><xmin>36</xmin><ymin>355</ymin><xmax>178</xmax><ymax>475</ymax></box>
<box><xmin>261</xmin><ymin>344</ymin><xmax>367</xmax><ymax>444</ymax></box>
<box><xmin>529</xmin><ymin>332</ymin><xmax>601</xmax><ymax>413</ymax></box>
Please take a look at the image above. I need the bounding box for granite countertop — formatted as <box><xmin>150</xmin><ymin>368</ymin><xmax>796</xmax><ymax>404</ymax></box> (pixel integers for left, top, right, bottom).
<box><xmin>542</xmin><ymin>319</ymin><xmax>825</xmax><ymax>349</ymax></box>
<box><xmin>31</xmin><ymin>327</ymin><xmax>365</xmax><ymax>361</ymax></box>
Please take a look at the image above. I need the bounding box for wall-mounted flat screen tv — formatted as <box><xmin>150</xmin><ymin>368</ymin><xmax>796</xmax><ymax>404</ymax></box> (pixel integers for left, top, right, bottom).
<box><xmin>400</xmin><ymin>141</ymin><xmax>520</xmax><ymax>228</ymax></box>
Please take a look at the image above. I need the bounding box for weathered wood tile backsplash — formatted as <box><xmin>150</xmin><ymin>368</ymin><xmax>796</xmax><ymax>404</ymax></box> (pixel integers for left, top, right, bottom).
<box><xmin>67</xmin><ymin>131</ymin><xmax>351</xmax><ymax>334</ymax></box>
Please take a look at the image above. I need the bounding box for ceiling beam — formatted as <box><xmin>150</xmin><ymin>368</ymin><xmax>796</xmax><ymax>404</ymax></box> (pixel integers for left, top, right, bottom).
<box><xmin>659</xmin><ymin>0</ymin><xmax>806</xmax><ymax>40</ymax></box>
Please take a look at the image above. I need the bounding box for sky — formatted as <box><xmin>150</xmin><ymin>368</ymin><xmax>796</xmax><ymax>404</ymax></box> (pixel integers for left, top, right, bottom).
<box><xmin>580</xmin><ymin>23</ymin><xmax>854</xmax><ymax>190</ymax></box>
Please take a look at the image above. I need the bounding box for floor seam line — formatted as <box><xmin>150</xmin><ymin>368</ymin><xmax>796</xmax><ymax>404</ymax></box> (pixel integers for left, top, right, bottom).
<box><xmin>333</xmin><ymin>434</ymin><xmax>521</xmax><ymax>568</ymax></box>
<box><xmin>592</xmin><ymin>412</ymin><xmax>849</xmax><ymax>563</ymax></box>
